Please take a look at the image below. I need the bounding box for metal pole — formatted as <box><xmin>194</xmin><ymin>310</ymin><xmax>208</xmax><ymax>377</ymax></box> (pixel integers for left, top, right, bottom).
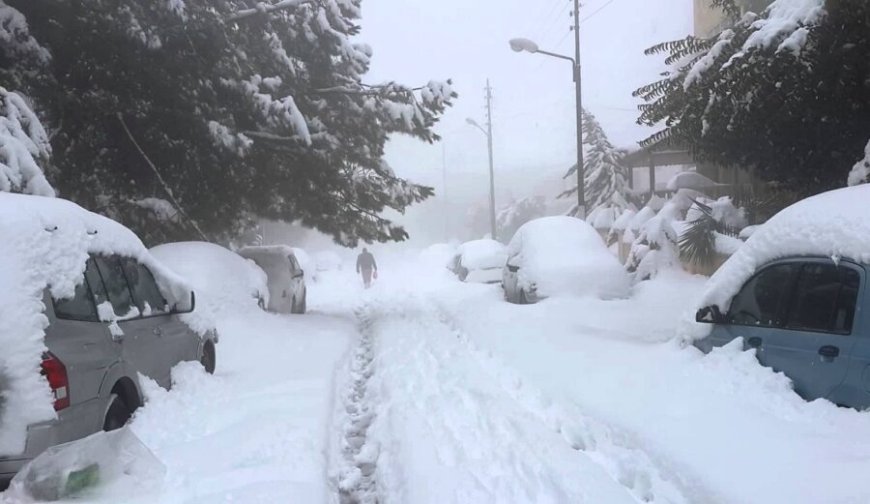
<box><xmin>573</xmin><ymin>0</ymin><xmax>586</xmax><ymax>219</ymax></box>
<box><xmin>485</xmin><ymin>79</ymin><xmax>497</xmax><ymax>240</ymax></box>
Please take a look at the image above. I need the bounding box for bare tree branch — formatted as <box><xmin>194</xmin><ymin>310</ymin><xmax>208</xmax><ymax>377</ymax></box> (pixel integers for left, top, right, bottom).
<box><xmin>117</xmin><ymin>113</ymin><xmax>210</xmax><ymax>241</ymax></box>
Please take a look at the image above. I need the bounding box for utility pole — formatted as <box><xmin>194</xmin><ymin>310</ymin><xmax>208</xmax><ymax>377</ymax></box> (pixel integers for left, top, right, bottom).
<box><xmin>485</xmin><ymin>80</ymin><xmax>497</xmax><ymax>241</ymax></box>
<box><xmin>573</xmin><ymin>0</ymin><xmax>586</xmax><ymax>219</ymax></box>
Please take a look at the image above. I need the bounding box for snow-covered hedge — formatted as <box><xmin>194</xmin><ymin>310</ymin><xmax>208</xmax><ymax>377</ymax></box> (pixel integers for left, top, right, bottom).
<box><xmin>0</xmin><ymin>194</ymin><xmax>204</xmax><ymax>456</ymax></box>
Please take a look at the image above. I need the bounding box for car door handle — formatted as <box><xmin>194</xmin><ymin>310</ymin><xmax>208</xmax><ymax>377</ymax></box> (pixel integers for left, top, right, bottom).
<box><xmin>819</xmin><ymin>345</ymin><xmax>840</xmax><ymax>359</ymax></box>
<box><xmin>747</xmin><ymin>337</ymin><xmax>762</xmax><ymax>348</ymax></box>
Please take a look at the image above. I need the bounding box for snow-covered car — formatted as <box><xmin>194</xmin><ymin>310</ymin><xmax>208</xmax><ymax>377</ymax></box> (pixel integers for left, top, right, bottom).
<box><xmin>502</xmin><ymin>216</ymin><xmax>631</xmax><ymax>304</ymax></box>
<box><xmin>0</xmin><ymin>194</ymin><xmax>216</xmax><ymax>487</ymax></box>
<box><xmin>291</xmin><ymin>247</ymin><xmax>317</xmax><ymax>283</ymax></box>
<box><xmin>692</xmin><ymin>185</ymin><xmax>870</xmax><ymax>409</ymax></box>
<box><xmin>150</xmin><ymin>241</ymin><xmax>270</xmax><ymax>311</ymax></box>
<box><xmin>450</xmin><ymin>239</ymin><xmax>508</xmax><ymax>284</ymax></box>
<box><xmin>238</xmin><ymin>245</ymin><xmax>307</xmax><ymax>314</ymax></box>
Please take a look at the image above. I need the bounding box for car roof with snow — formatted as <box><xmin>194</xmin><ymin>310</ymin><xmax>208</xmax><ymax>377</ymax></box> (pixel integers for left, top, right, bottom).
<box><xmin>698</xmin><ymin>185</ymin><xmax>870</xmax><ymax>312</ymax></box>
<box><xmin>457</xmin><ymin>239</ymin><xmax>507</xmax><ymax>270</ymax></box>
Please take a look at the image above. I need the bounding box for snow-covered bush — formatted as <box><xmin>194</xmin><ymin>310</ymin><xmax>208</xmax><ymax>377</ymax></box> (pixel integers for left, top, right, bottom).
<box><xmin>0</xmin><ymin>87</ymin><xmax>53</xmax><ymax>197</ymax></box>
<box><xmin>847</xmin><ymin>139</ymin><xmax>870</xmax><ymax>187</ymax></box>
<box><xmin>680</xmin><ymin>196</ymin><xmax>747</xmax><ymax>268</ymax></box>
<box><xmin>625</xmin><ymin>216</ymin><xmax>680</xmax><ymax>282</ymax></box>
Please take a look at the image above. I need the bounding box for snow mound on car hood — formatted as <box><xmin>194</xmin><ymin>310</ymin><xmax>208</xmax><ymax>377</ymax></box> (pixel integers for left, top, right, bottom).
<box><xmin>458</xmin><ymin>239</ymin><xmax>507</xmax><ymax>270</ymax></box>
<box><xmin>511</xmin><ymin>216</ymin><xmax>630</xmax><ymax>299</ymax></box>
<box><xmin>0</xmin><ymin>193</ymin><xmax>200</xmax><ymax>456</ymax></box>
<box><xmin>150</xmin><ymin>242</ymin><xmax>269</xmax><ymax>317</ymax></box>
<box><xmin>684</xmin><ymin>185</ymin><xmax>870</xmax><ymax>340</ymax></box>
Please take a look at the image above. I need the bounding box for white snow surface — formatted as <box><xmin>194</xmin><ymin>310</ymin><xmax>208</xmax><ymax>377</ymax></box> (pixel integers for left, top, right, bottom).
<box><xmin>9</xmin><ymin>249</ymin><xmax>870</xmax><ymax>503</ymax></box>
<box><xmin>686</xmin><ymin>185</ymin><xmax>870</xmax><ymax>340</ymax></box>
<box><xmin>150</xmin><ymin>241</ymin><xmax>269</xmax><ymax>317</ymax></box>
<box><xmin>0</xmin><ymin>194</ymin><xmax>198</xmax><ymax>456</ymax></box>
<box><xmin>508</xmin><ymin>216</ymin><xmax>630</xmax><ymax>299</ymax></box>
<box><xmin>456</xmin><ymin>238</ymin><xmax>506</xmax><ymax>271</ymax></box>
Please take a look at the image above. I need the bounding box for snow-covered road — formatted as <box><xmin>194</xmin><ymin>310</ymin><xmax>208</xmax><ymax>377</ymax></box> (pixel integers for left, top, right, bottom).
<box><xmin>7</xmin><ymin>255</ymin><xmax>870</xmax><ymax>504</ymax></box>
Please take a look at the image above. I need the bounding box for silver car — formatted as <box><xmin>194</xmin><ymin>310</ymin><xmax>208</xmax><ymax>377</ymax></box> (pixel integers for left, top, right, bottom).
<box><xmin>238</xmin><ymin>246</ymin><xmax>307</xmax><ymax>314</ymax></box>
<box><xmin>0</xmin><ymin>254</ymin><xmax>216</xmax><ymax>487</ymax></box>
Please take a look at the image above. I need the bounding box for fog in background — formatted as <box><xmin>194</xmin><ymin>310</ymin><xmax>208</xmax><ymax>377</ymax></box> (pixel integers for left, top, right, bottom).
<box><xmin>264</xmin><ymin>0</ymin><xmax>693</xmax><ymax>256</ymax></box>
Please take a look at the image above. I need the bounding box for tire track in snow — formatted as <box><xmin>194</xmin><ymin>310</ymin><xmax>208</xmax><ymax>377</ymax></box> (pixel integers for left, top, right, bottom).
<box><xmin>432</xmin><ymin>300</ymin><xmax>720</xmax><ymax>504</ymax></box>
<box><xmin>335</xmin><ymin>307</ymin><xmax>379</xmax><ymax>504</ymax></box>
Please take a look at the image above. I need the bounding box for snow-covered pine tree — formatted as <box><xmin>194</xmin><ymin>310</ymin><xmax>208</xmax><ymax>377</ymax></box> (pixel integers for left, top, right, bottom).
<box><xmin>635</xmin><ymin>0</ymin><xmax>870</xmax><ymax>197</ymax></box>
<box><xmin>0</xmin><ymin>87</ymin><xmax>53</xmax><ymax>196</ymax></box>
<box><xmin>496</xmin><ymin>196</ymin><xmax>546</xmax><ymax>242</ymax></box>
<box><xmin>5</xmin><ymin>0</ymin><xmax>456</xmax><ymax>245</ymax></box>
<box><xmin>561</xmin><ymin>109</ymin><xmax>631</xmax><ymax>217</ymax></box>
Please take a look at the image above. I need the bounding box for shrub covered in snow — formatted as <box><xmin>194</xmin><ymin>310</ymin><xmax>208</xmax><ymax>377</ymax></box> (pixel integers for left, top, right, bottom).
<box><xmin>847</xmin><ymin>139</ymin><xmax>870</xmax><ymax>187</ymax></box>
<box><xmin>0</xmin><ymin>193</ymin><xmax>201</xmax><ymax>456</ymax></box>
<box><xmin>507</xmin><ymin>216</ymin><xmax>630</xmax><ymax>299</ymax></box>
<box><xmin>625</xmin><ymin>216</ymin><xmax>680</xmax><ymax>282</ymax></box>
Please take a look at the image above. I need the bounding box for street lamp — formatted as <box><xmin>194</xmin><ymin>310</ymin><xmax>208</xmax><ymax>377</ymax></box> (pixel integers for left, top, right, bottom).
<box><xmin>510</xmin><ymin>35</ymin><xmax>586</xmax><ymax>219</ymax></box>
<box><xmin>466</xmin><ymin>117</ymin><xmax>497</xmax><ymax>241</ymax></box>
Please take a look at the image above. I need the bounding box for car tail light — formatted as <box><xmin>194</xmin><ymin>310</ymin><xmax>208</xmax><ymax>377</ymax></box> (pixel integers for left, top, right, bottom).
<box><xmin>40</xmin><ymin>352</ymin><xmax>70</xmax><ymax>411</ymax></box>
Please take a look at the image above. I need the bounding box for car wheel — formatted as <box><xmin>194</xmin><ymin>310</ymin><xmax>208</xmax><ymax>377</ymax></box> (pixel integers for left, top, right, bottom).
<box><xmin>103</xmin><ymin>394</ymin><xmax>132</xmax><ymax>431</ymax></box>
<box><xmin>200</xmin><ymin>342</ymin><xmax>216</xmax><ymax>374</ymax></box>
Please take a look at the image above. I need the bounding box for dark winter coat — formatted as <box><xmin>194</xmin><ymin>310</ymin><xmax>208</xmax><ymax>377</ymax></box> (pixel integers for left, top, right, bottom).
<box><xmin>356</xmin><ymin>252</ymin><xmax>377</xmax><ymax>272</ymax></box>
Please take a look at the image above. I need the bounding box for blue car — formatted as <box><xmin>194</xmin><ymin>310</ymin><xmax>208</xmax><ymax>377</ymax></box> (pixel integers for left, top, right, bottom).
<box><xmin>694</xmin><ymin>255</ymin><xmax>869</xmax><ymax>409</ymax></box>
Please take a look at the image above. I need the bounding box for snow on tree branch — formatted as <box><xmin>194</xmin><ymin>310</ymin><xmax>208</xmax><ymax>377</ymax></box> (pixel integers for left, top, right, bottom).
<box><xmin>848</xmin><ymin>139</ymin><xmax>870</xmax><ymax>187</ymax></box>
<box><xmin>0</xmin><ymin>88</ymin><xmax>54</xmax><ymax>197</ymax></box>
<box><xmin>0</xmin><ymin>2</ymin><xmax>50</xmax><ymax>63</ymax></box>
<box><xmin>228</xmin><ymin>0</ymin><xmax>316</xmax><ymax>22</ymax></box>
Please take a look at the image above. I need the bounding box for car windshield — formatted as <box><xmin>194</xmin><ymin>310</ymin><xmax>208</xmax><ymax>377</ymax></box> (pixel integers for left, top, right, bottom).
<box><xmin>2</xmin><ymin>0</ymin><xmax>869</xmax><ymax>502</ymax></box>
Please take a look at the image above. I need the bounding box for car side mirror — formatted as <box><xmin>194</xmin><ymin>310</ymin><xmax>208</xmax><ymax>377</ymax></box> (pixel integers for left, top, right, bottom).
<box><xmin>293</xmin><ymin>269</ymin><xmax>304</xmax><ymax>279</ymax></box>
<box><xmin>173</xmin><ymin>291</ymin><xmax>196</xmax><ymax>314</ymax></box>
<box><xmin>507</xmin><ymin>264</ymin><xmax>519</xmax><ymax>273</ymax></box>
<box><xmin>696</xmin><ymin>305</ymin><xmax>723</xmax><ymax>324</ymax></box>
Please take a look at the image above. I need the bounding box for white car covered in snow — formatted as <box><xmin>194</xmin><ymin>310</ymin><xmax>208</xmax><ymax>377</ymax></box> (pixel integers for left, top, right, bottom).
<box><xmin>150</xmin><ymin>241</ymin><xmax>270</xmax><ymax>312</ymax></box>
<box><xmin>0</xmin><ymin>194</ymin><xmax>216</xmax><ymax>487</ymax></box>
<box><xmin>502</xmin><ymin>216</ymin><xmax>631</xmax><ymax>304</ymax></box>
<box><xmin>238</xmin><ymin>245</ymin><xmax>307</xmax><ymax>314</ymax></box>
<box><xmin>450</xmin><ymin>239</ymin><xmax>508</xmax><ymax>284</ymax></box>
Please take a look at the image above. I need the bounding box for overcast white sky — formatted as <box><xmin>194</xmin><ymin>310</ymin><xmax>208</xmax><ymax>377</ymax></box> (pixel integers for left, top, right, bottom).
<box><xmin>349</xmin><ymin>0</ymin><xmax>694</xmax><ymax>245</ymax></box>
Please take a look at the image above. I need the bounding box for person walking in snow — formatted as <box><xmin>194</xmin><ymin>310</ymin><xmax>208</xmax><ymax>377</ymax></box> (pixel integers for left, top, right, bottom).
<box><xmin>356</xmin><ymin>247</ymin><xmax>378</xmax><ymax>288</ymax></box>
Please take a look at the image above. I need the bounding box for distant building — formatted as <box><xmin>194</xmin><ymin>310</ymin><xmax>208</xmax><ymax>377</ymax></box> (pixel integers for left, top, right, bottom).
<box><xmin>694</xmin><ymin>0</ymin><xmax>775</xmax><ymax>38</ymax></box>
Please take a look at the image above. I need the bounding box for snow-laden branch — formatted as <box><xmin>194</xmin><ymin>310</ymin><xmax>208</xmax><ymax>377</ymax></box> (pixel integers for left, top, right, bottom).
<box><xmin>227</xmin><ymin>0</ymin><xmax>315</xmax><ymax>22</ymax></box>
<box><xmin>848</xmin><ymin>139</ymin><xmax>870</xmax><ymax>187</ymax></box>
<box><xmin>0</xmin><ymin>88</ymin><xmax>54</xmax><ymax>197</ymax></box>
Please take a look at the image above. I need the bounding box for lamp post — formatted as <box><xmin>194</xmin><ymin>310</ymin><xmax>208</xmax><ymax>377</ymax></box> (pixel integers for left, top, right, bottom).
<box><xmin>510</xmin><ymin>33</ymin><xmax>586</xmax><ymax>219</ymax></box>
<box><xmin>466</xmin><ymin>116</ymin><xmax>497</xmax><ymax>241</ymax></box>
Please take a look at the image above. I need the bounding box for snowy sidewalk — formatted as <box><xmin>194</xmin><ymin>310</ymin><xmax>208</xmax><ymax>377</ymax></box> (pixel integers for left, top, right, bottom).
<box><xmin>331</xmin><ymin>286</ymin><xmax>693</xmax><ymax>504</ymax></box>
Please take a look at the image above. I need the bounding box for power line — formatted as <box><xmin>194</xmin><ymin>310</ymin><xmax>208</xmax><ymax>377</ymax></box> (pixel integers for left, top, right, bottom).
<box><xmin>580</xmin><ymin>0</ymin><xmax>617</xmax><ymax>24</ymax></box>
